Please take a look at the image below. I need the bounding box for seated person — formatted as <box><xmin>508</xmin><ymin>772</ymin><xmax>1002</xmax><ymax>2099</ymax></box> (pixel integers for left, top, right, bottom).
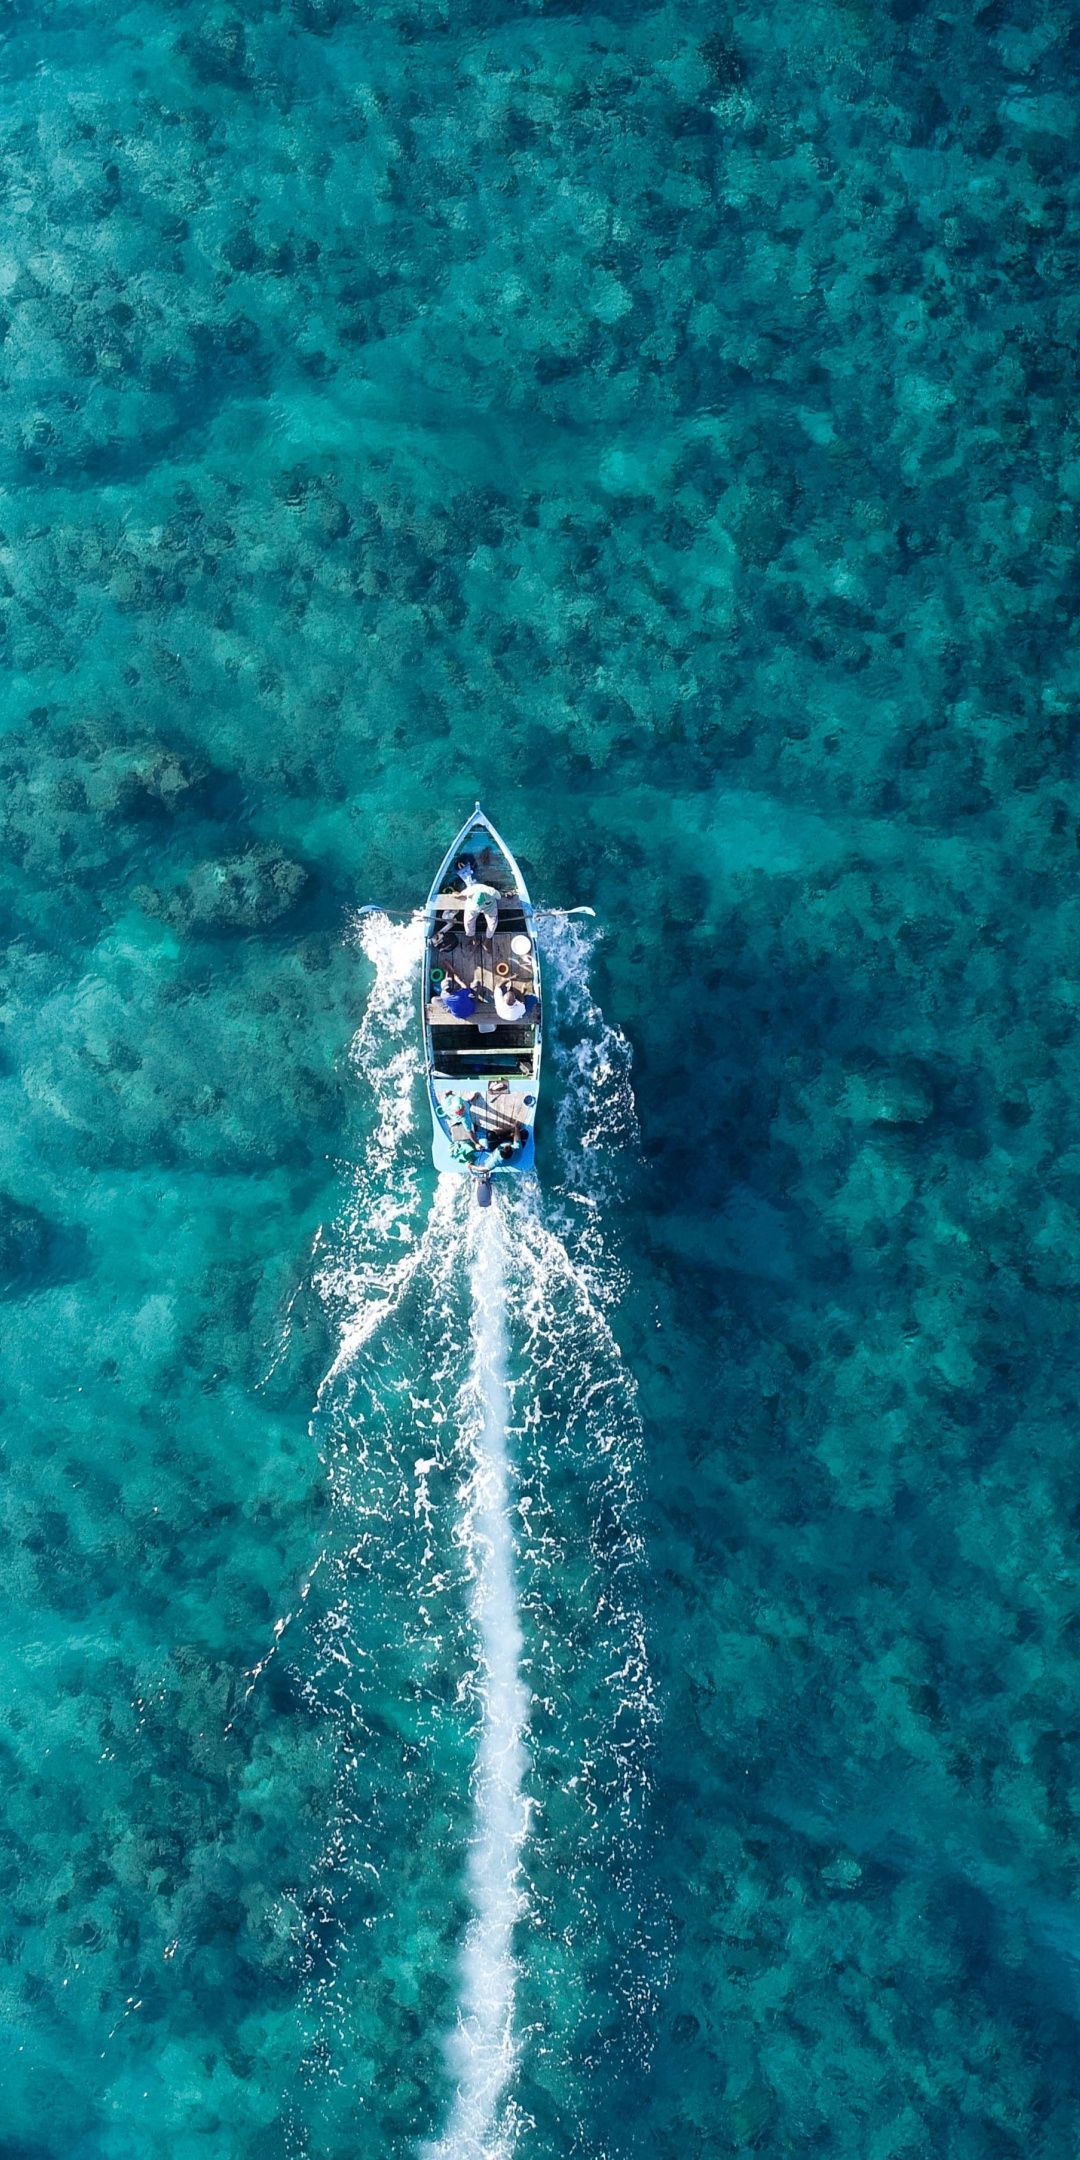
<box><xmin>496</xmin><ymin>1120</ymin><xmax>531</xmax><ymax>1162</ymax></box>
<box><xmin>440</xmin><ymin>972</ymin><xmax>477</xmax><ymax>1020</ymax></box>
<box><xmin>463</xmin><ymin>878</ymin><xmax>500</xmax><ymax>938</ymax></box>
<box><xmin>494</xmin><ymin>977</ymin><xmax>527</xmax><ymax>1022</ymax></box>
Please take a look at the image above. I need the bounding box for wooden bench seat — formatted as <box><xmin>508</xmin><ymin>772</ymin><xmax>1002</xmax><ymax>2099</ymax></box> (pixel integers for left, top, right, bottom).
<box><xmin>431</xmin><ymin>893</ymin><xmax>526</xmax><ymax>917</ymax></box>
<box><xmin>429</xmin><ymin>927</ymin><xmax>537</xmax><ymax>999</ymax></box>
<box><xmin>426</xmin><ymin>1006</ymin><xmax>536</xmax><ymax>1041</ymax></box>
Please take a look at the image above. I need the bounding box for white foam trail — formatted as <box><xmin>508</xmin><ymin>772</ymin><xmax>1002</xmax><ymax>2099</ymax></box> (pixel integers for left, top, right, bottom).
<box><xmin>538</xmin><ymin>913</ymin><xmax>640</xmax><ymax>1199</ymax></box>
<box><xmin>313</xmin><ymin>909</ymin><xmax>430</xmax><ymax>1376</ymax></box>
<box><xmin>505</xmin><ymin>1179</ymin><xmax>655</xmax><ymax>1793</ymax></box>
<box><xmin>317</xmin><ymin>1177</ymin><xmax>459</xmax><ymax>1390</ymax></box>
<box><xmin>427</xmin><ymin>1196</ymin><xmax>531</xmax><ymax>2160</ymax></box>
<box><xmin>290</xmin><ymin>901</ymin><xmax>655</xmax><ymax>2154</ymax></box>
<box><xmin>292</xmin><ymin>1177</ymin><xmax>474</xmax><ymax>2121</ymax></box>
<box><xmin>343</xmin><ymin>907</ymin><xmax>426</xmax><ymax>1247</ymax></box>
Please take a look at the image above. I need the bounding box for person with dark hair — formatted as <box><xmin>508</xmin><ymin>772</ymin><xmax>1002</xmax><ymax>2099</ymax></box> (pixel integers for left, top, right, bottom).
<box><xmin>440</xmin><ymin>973</ymin><xmax>477</xmax><ymax>1020</ymax></box>
<box><xmin>494</xmin><ymin>976</ymin><xmax>526</xmax><ymax>1022</ymax></box>
<box><xmin>495</xmin><ymin>1122</ymin><xmax>531</xmax><ymax>1162</ymax></box>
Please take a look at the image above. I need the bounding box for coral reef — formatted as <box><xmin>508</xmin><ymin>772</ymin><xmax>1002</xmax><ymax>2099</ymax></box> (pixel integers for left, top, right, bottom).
<box><xmin>0</xmin><ymin>0</ymin><xmax>1075</xmax><ymax>2154</ymax></box>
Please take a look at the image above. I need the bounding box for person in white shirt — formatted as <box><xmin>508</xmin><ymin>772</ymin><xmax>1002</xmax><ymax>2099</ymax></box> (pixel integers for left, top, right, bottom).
<box><xmin>494</xmin><ymin>978</ymin><xmax>527</xmax><ymax>1022</ymax></box>
<box><xmin>463</xmin><ymin>879</ymin><xmax>499</xmax><ymax>938</ymax></box>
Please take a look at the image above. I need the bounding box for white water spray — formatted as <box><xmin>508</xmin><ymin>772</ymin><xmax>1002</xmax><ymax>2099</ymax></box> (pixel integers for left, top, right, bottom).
<box><xmin>427</xmin><ymin>1197</ymin><xmax>531</xmax><ymax>2160</ymax></box>
<box><xmin>289</xmin><ymin>908</ymin><xmax>654</xmax><ymax>2158</ymax></box>
<box><xmin>542</xmin><ymin>912</ymin><xmax>640</xmax><ymax>1197</ymax></box>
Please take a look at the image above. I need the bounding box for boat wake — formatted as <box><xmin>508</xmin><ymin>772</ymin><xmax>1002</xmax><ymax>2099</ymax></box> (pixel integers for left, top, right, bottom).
<box><xmin>424</xmin><ymin>1197</ymin><xmax>530</xmax><ymax>2160</ymax></box>
<box><xmin>287</xmin><ymin>909</ymin><xmax>654</xmax><ymax>2159</ymax></box>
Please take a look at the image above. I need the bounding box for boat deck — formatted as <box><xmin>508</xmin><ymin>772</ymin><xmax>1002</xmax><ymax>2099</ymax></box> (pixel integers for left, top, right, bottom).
<box><xmin>435</xmin><ymin>1077</ymin><xmax>534</xmax><ymax>1153</ymax></box>
<box><xmin>424</xmin><ymin>810</ymin><xmax>540</xmax><ymax>1176</ymax></box>
<box><xmin>432</xmin><ymin>841</ymin><xmax>518</xmax><ymax>900</ymax></box>
<box><xmin>427</xmin><ymin>926</ymin><xmax>538</xmax><ymax>1029</ymax></box>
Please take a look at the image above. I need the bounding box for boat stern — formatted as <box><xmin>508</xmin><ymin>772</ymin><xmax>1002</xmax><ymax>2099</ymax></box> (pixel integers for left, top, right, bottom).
<box><xmin>429</xmin><ymin>1073</ymin><xmax>537</xmax><ymax>1178</ymax></box>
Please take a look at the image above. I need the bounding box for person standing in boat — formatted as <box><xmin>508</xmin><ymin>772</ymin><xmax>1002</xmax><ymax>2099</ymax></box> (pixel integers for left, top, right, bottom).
<box><xmin>462</xmin><ymin>876</ymin><xmax>499</xmax><ymax>939</ymax></box>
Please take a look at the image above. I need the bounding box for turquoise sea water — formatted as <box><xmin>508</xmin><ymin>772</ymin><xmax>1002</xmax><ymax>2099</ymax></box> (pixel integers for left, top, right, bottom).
<box><xmin>2</xmin><ymin>0</ymin><xmax>1079</xmax><ymax>2153</ymax></box>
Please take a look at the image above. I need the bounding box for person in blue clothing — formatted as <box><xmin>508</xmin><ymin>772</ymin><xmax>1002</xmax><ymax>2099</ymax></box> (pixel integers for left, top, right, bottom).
<box><xmin>441</xmin><ymin>974</ymin><xmax>477</xmax><ymax>1019</ymax></box>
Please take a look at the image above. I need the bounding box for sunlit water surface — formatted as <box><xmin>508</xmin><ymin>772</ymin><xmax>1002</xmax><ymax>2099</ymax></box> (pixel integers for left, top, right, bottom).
<box><xmin>2</xmin><ymin>1</ymin><xmax>1078</xmax><ymax>2154</ymax></box>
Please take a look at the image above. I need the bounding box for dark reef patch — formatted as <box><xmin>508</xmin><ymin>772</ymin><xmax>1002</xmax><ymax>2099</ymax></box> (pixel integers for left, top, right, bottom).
<box><xmin>135</xmin><ymin>844</ymin><xmax>314</xmax><ymax>934</ymax></box>
<box><xmin>0</xmin><ymin>0</ymin><xmax>1077</xmax><ymax>2155</ymax></box>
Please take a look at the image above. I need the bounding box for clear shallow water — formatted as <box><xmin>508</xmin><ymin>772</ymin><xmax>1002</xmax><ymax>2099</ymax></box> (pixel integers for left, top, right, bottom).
<box><xmin>2</xmin><ymin>0</ymin><xmax>1079</xmax><ymax>2154</ymax></box>
<box><xmin>299</xmin><ymin>919</ymin><xmax>654</xmax><ymax>2160</ymax></box>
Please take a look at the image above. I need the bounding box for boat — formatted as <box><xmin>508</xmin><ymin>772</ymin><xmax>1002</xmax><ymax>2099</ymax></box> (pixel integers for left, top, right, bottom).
<box><xmin>423</xmin><ymin>806</ymin><xmax>541</xmax><ymax>1204</ymax></box>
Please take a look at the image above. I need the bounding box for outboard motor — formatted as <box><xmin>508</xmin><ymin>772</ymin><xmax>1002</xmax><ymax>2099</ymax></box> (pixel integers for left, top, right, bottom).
<box><xmin>475</xmin><ymin>1172</ymin><xmax>493</xmax><ymax>1209</ymax></box>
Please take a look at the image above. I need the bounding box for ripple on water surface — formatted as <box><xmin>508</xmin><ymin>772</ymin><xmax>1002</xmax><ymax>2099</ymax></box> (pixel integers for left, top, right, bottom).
<box><xmin>284</xmin><ymin>914</ymin><xmax>656</xmax><ymax>2158</ymax></box>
